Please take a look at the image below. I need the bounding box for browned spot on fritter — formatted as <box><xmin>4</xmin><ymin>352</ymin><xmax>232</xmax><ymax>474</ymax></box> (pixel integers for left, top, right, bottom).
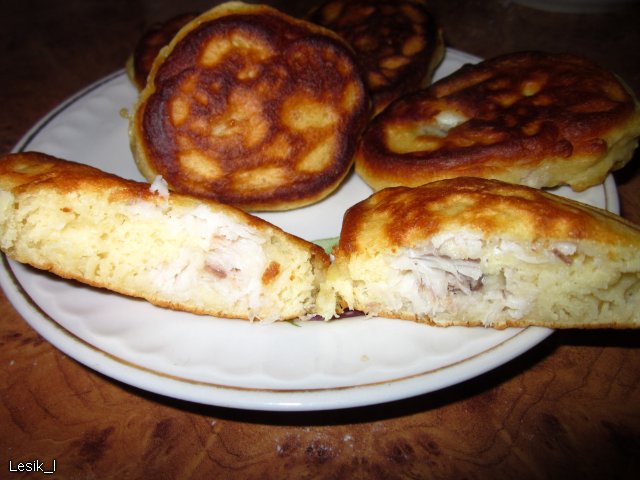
<box><xmin>261</xmin><ymin>260</ymin><xmax>281</xmax><ymax>285</ymax></box>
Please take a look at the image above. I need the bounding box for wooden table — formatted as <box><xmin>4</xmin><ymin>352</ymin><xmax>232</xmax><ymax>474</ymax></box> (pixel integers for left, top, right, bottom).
<box><xmin>2</xmin><ymin>1</ymin><xmax>639</xmax><ymax>478</ymax></box>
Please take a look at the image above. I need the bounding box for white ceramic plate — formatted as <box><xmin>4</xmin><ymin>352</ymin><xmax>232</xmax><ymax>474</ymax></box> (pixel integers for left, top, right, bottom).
<box><xmin>0</xmin><ymin>49</ymin><xmax>619</xmax><ymax>411</ymax></box>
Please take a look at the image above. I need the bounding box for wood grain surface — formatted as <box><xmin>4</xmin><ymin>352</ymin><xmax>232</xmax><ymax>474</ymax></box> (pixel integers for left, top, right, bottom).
<box><xmin>1</xmin><ymin>1</ymin><xmax>640</xmax><ymax>479</ymax></box>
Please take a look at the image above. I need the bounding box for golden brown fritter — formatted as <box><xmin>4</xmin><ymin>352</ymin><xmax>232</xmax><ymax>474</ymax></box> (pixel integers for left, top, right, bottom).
<box><xmin>0</xmin><ymin>152</ymin><xmax>330</xmax><ymax>321</ymax></box>
<box><xmin>356</xmin><ymin>51</ymin><xmax>640</xmax><ymax>192</ymax></box>
<box><xmin>126</xmin><ymin>12</ymin><xmax>198</xmax><ymax>90</ymax></box>
<box><xmin>309</xmin><ymin>0</ymin><xmax>444</xmax><ymax>115</ymax></box>
<box><xmin>130</xmin><ymin>2</ymin><xmax>369</xmax><ymax>211</ymax></box>
<box><xmin>317</xmin><ymin>177</ymin><xmax>640</xmax><ymax>328</ymax></box>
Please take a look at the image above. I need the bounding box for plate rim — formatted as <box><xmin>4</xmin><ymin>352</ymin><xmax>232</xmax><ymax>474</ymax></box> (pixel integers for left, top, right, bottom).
<box><xmin>0</xmin><ymin>251</ymin><xmax>554</xmax><ymax>411</ymax></box>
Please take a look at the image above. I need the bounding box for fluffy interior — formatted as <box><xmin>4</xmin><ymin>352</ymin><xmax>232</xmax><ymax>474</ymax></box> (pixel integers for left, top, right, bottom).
<box><xmin>0</xmin><ymin>187</ymin><xmax>320</xmax><ymax>321</ymax></box>
<box><xmin>321</xmin><ymin>230</ymin><xmax>640</xmax><ymax>328</ymax></box>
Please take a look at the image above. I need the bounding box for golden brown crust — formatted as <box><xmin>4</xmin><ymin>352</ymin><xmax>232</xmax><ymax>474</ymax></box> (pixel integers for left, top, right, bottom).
<box><xmin>335</xmin><ymin>176</ymin><xmax>640</xmax><ymax>258</ymax></box>
<box><xmin>0</xmin><ymin>151</ymin><xmax>135</xmax><ymax>197</ymax></box>
<box><xmin>127</xmin><ymin>13</ymin><xmax>199</xmax><ymax>90</ymax></box>
<box><xmin>355</xmin><ymin>51</ymin><xmax>640</xmax><ymax>192</ymax></box>
<box><xmin>130</xmin><ymin>1</ymin><xmax>369</xmax><ymax>211</ymax></box>
<box><xmin>309</xmin><ymin>0</ymin><xmax>444</xmax><ymax>115</ymax></box>
<box><xmin>0</xmin><ymin>151</ymin><xmax>329</xmax><ymax>264</ymax></box>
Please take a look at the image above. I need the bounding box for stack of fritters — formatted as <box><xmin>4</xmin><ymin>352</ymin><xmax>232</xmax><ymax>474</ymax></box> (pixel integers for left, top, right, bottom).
<box><xmin>2</xmin><ymin>4</ymin><xmax>639</xmax><ymax>328</ymax></box>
